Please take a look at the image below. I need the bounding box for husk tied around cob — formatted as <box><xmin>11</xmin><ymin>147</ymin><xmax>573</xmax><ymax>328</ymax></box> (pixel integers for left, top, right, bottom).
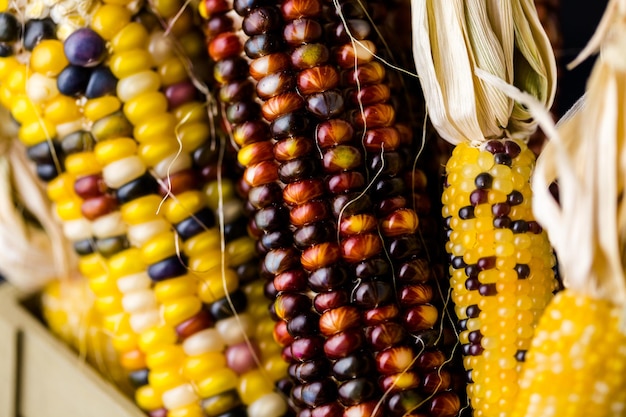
<box><xmin>410</xmin><ymin>1</ymin><xmax>559</xmax><ymax>416</ymax></box>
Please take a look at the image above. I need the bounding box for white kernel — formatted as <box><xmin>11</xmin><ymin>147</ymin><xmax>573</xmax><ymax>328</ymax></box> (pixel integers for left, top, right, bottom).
<box><xmin>247</xmin><ymin>393</ymin><xmax>288</xmax><ymax>417</ymax></box>
<box><xmin>161</xmin><ymin>384</ymin><xmax>198</xmax><ymax>410</ymax></box>
<box><xmin>216</xmin><ymin>313</ymin><xmax>255</xmax><ymax>345</ymax></box>
<box><xmin>182</xmin><ymin>328</ymin><xmax>225</xmax><ymax>356</ymax></box>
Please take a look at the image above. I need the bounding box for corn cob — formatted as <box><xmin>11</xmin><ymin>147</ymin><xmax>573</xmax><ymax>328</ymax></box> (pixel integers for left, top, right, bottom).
<box><xmin>42</xmin><ymin>276</ymin><xmax>131</xmax><ymax>391</ymax></box>
<box><xmin>0</xmin><ymin>2</ymin><xmax>288</xmax><ymax>416</ymax></box>
<box><xmin>411</xmin><ymin>1</ymin><xmax>559</xmax><ymax>416</ymax></box>
<box><xmin>199</xmin><ymin>1</ymin><xmax>465</xmax><ymax>415</ymax></box>
<box><xmin>442</xmin><ymin>139</ymin><xmax>556</xmax><ymax>416</ymax></box>
<box><xmin>322</xmin><ymin>2</ymin><xmax>462</xmax><ymax>415</ymax></box>
<box><xmin>198</xmin><ymin>1</ymin><xmax>302</xmax><ymax>413</ymax></box>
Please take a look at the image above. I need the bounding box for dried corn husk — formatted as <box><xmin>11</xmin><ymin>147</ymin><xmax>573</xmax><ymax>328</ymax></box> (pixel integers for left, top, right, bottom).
<box><xmin>530</xmin><ymin>0</ymin><xmax>626</xmax><ymax>306</ymax></box>
<box><xmin>411</xmin><ymin>0</ymin><xmax>557</xmax><ymax>146</ymax></box>
<box><xmin>0</xmin><ymin>106</ymin><xmax>75</xmax><ymax>292</ymax></box>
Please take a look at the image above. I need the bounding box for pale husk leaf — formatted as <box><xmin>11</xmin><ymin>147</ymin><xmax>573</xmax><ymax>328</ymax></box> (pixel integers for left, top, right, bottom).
<box><xmin>530</xmin><ymin>1</ymin><xmax>626</xmax><ymax>306</ymax></box>
<box><xmin>0</xmin><ymin>107</ymin><xmax>75</xmax><ymax>292</ymax></box>
<box><xmin>411</xmin><ymin>0</ymin><xmax>556</xmax><ymax>145</ymax></box>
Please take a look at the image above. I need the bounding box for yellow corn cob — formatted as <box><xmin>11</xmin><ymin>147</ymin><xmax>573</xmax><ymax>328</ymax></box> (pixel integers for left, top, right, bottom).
<box><xmin>510</xmin><ymin>290</ymin><xmax>626</xmax><ymax>417</ymax></box>
<box><xmin>442</xmin><ymin>139</ymin><xmax>557</xmax><ymax>416</ymax></box>
<box><xmin>41</xmin><ymin>276</ymin><xmax>131</xmax><ymax>391</ymax></box>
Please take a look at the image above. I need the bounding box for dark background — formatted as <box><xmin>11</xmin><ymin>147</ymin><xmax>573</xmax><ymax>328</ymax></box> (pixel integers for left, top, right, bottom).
<box><xmin>557</xmin><ymin>0</ymin><xmax>609</xmax><ymax>115</ymax></box>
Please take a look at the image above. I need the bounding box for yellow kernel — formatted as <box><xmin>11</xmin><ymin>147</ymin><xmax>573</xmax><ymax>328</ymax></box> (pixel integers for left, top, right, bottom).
<box><xmin>111</xmin><ymin>22</ymin><xmax>150</xmax><ymax>52</ymax></box>
<box><xmin>64</xmin><ymin>152</ymin><xmax>102</xmax><ymax>177</ymax></box>
<box><xmin>148</xmin><ymin>366</ymin><xmax>187</xmax><ymax>392</ymax></box>
<box><xmin>177</xmin><ymin>122</ymin><xmax>209</xmax><ymax>152</ymax></box>
<box><xmin>151</xmin><ymin>0</ymin><xmax>184</xmax><ymax>18</ymax></box>
<box><xmin>139</xmin><ymin>325</ymin><xmax>178</xmax><ymax>353</ymax></box>
<box><xmin>226</xmin><ymin>237</ymin><xmax>256</xmax><ymax>266</ymax></box>
<box><xmin>118</xmin><ymin>70</ymin><xmax>162</xmax><ymax>102</ymax></box>
<box><xmin>158</xmin><ymin>56</ymin><xmax>188</xmax><ymax>86</ymax></box>
<box><xmin>111</xmin><ymin>329</ymin><xmax>138</xmax><ymax>352</ymax></box>
<box><xmin>11</xmin><ymin>95</ymin><xmax>42</xmax><ymax>124</ymax></box>
<box><xmin>196</xmin><ymin>368</ymin><xmax>239</xmax><ymax>399</ymax></box>
<box><xmin>91</xmin><ymin>4</ymin><xmax>132</xmax><ymax>40</ymax></box>
<box><xmin>162</xmin><ymin>191</ymin><xmax>206</xmax><ymax>224</ymax></box>
<box><xmin>141</xmin><ymin>232</ymin><xmax>181</xmax><ymax>264</ymax></box>
<box><xmin>121</xmin><ymin>195</ymin><xmax>163</xmax><ymax>225</ymax></box>
<box><xmin>84</xmin><ymin>96</ymin><xmax>122</xmax><ymax>121</ymax></box>
<box><xmin>18</xmin><ymin>119</ymin><xmax>57</xmax><ymax>146</ymax></box>
<box><xmin>183</xmin><ymin>230</ymin><xmax>221</xmax><ymax>257</ymax></box>
<box><xmin>167</xmin><ymin>403</ymin><xmax>203</xmax><ymax>417</ymax></box>
<box><xmin>108</xmin><ymin>248</ymin><xmax>146</xmax><ymax>278</ymax></box>
<box><xmin>138</xmin><ymin>139</ymin><xmax>179</xmax><ymax>168</ymax></box>
<box><xmin>78</xmin><ymin>253</ymin><xmax>107</xmax><ymax>278</ymax></box>
<box><xmin>44</xmin><ymin>95</ymin><xmax>81</xmax><ymax>124</ymax></box>
<box><xmin>110</xmin><ymin>49</ymin><xmax>154</xmax><ymax>79</ymax></box>
<box><xmin>238</xmin><ymin>369</ymin><xmax>275</xmax><ymax>405</ymax></box>
<box><xmin>94</xmin><ymin>137</ymin><xmax>137</xmax><ymax>165</ymax></box>
<box><xmin>154</xmin><ymin>275</ymin><xmax>198</xmax><ymax>303</ymax></box>
<box><xmin>162</xmin><ymin>296</ymin><xmax>202</xmax><ymax>325</ymax></box>
<box><xmin>88</xmin><ymin>274</ymin><xmax>118</xmax><ymax>296</ymax></box>
<box><xmin>203</xmin><ymin>179</ymin><xmax>235</xmax><ymax>210</ymax></box>
<box><xmin>134</xmin><ymin>113</ymin><xmax>178</xmax><ymax>143</ymax></box>
<box><xmin>196</xmin><ymin>269</ymin><xmax>239</xmax><ymax>303</ymax></box>
<box><xmin>30</xmin><ymin>40</ymin><xmax>68</xmax><ymax>77</ymax></box>
<box><xmin>188</xmin><ymin>249</ymin><xmax>223</xmax><ymax>276</ymax></box>
<box><xmin>95</xmin><ymin>294</ymin><xmax>123</xmax><ymax>316</ymax></box>
<box><xmin>54</xmin><ymin>196</ymin><xmax>83</xmax><ymax>221</ymax></box>
<box><xmin>135</xmin><ymin>385</ymin><xmax>163</xmax><ymax>411</ymax></box>
<box><xmin>174</xmin><ymin>102</ymin><xmax>208</xmax><ymax>124</ymax></box>
<box><xmin>477</xmin><ymin>152</ymin><xmax>495</xmax><ymax>170</ymax></box>
<box><xmin>182</xmin><ymin>352</ymin><xmax>226</xmax><ymax>381</ymax></box>
<box><xmin>146</xmin><ymin>345</ymin><xmax>186</xmax><ymax>370</ymax></box>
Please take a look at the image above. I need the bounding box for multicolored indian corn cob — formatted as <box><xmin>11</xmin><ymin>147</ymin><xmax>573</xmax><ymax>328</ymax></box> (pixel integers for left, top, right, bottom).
<box><xmin>197</xmin><ymin>0</ymin><xmax>463</xmax><ymax>415</ymax></box>
<box><xmin>0</xmin><ymin>1</ymin><xmax>289</xmax><ymax>416</ymax></box>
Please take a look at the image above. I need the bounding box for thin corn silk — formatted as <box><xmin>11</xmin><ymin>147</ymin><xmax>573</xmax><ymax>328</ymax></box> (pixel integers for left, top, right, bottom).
<box><xmin>410</xmin><ymin>0</ymin><xmax>556</xmax><ymax>146</ymax></box>
<box><xmin>531</xmin><ymin>0</ymin><xmax>626</xmax><ymax>307</ymax></box>
<box><xmin>0</xmin><ymin>106</ymin><xmax>74</xmax><ymax>291</ymax></box>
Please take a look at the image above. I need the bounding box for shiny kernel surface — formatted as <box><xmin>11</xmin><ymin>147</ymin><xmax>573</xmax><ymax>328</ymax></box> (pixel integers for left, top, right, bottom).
<box><xmin>444</xmin><ymin>140</ymin><xmax>558</xmax><ymax>417</ymax></box>
<box><xmin>511</xmin><ymin>291</ymin><xmax>626</xmax><ymax>417</ymax></box>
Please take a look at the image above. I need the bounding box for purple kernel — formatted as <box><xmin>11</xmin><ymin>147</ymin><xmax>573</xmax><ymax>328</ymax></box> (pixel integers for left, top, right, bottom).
<box><xmin>465</xmin><ymin>278</ymin><xmax>479</xmax><ymax>291</ymax></box>
<box><xmin>458</xmin><ymin>206</ymin><xmax>475</xmax><ymax>220</ymax></box>
<box><xmin>507</xmin><ymin>190</ymin><xmax>524</xmax><ymax>205</ymax></box>
<box><xmin>474</xmin><ymin>173</ymin><xmax>493</xmax><ymax>189</ymax></box>
<box><xmin>493</xmin><ymin>216</ymin><xmax>511</xmax><ymax>229</ymax></box>
<box><xmin>468</xmin><ymin>330</ymin><xmax>482</xmax><ymax>343</ymax></box>
<box><xmin>477</xmin><ymin>256</ymin><xmax>496</xmax><ymax>270</ymax></box>
<box><xmin>478</xmin><ymin>283</ymin><xmax>497</xmax><ymax>296</ymax></box>
<box><xmin>466</xmin><ymin>305</ymin><xmax>481</xmax><ymax>318</ymax></box>
<box><xmin>515</xmin><ymin>264</ymin><xmax>530</xmax><ymax>279</ymax></box>
<box><xmin>511</xmin><ymin>220</ymin><xmax>529</xmax><ymax>234</ymax></box>
<box><xmin>165</xmin><ymin>81</ymin><xmax>197</xmax><ymax>109</ymax></box>
<box><xmin>504</xmin><ymin>141</ymin><xmax>521</xmax><ymax>158</ymax></box>
<box><xmin>484</xmin><ymin>140</ymin><xmax>505</xmax><ymax>154</ymax></box>
<box><xmin>470</xmin><ymin>189</ymin><xmax>488</xmax><ymax>206</ymax></box>
<box><xmin>528</xmin><ymin>221</ymin><xmax>543</xmax><ymax>234</ymax></box>
<box><xmin>469</xmin><ymin>344</ymin><xmax>484</xmax><ymax>356</ymax></box>
<box><xmin>225</xmin><ymin>342</ymin><xmax>261</xmax><ymax>374</ymax></box>
<box><xmin>492</xmin><ymin>202</ymin><xmax>511</xmax><ymax>217</ymax></box>
<box><xmin>494</xmin><ymin>152</ymin><xmax>512</xmax><ymax>166</ymax></box>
